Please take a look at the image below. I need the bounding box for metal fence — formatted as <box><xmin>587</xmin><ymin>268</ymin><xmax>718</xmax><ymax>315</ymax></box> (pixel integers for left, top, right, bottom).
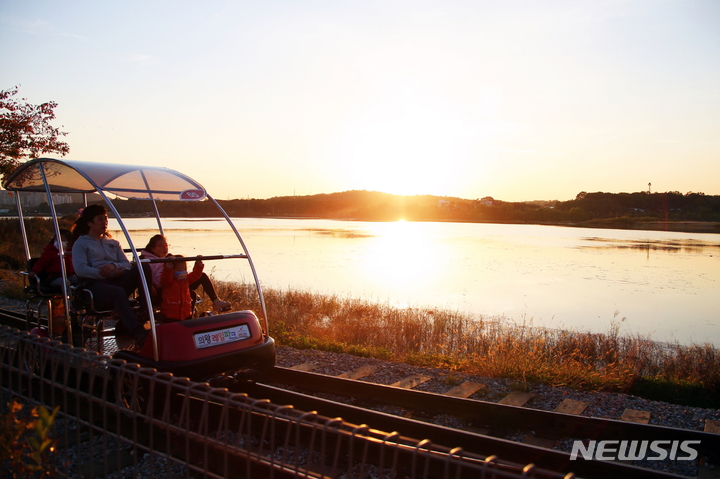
<box><xmin>0</xmin><ymin>326</ymin><xmax>574</xmax><ymax>479</ymax></box>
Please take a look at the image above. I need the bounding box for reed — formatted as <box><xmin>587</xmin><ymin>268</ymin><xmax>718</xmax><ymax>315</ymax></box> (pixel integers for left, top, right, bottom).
<box><xmin>1</xmin><ymin>263</ymin><xmax>717</xmax><ymax>405</ymax></box>
<box><xmin>216</xmin><ymin>280</ymin><xmax>720</xmax><ymax>404</ymax></box>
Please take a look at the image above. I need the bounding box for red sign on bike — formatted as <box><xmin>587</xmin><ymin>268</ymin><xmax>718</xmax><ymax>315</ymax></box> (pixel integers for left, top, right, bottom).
<box><xmin>180</xmin><ymin>189</ymin><xmax>206</xmax><ymax>200</ymax></box>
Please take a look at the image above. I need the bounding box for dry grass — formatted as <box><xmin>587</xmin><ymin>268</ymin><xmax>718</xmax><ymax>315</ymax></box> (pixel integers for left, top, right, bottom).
<box><xmin>216</xmin><ymin>281</ymin><xmax>720</xmax><ymax>396</ymax></box>
<box><xmin>2</xmin><ymin>217</ymin><xmax>717</xmax><ymax>404</ymax></box>
<box><xmin>1</xmin><ymin>255</ymin><xmax>718</xmax><ymax>403</ymax></box>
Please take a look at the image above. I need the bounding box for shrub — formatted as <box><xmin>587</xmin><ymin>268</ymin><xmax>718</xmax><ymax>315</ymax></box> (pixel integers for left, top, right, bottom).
<box><xmin>212</xmin><ymin>279</ymin><xmax>720</xmax><ymax>404</ymax></box>
<box><xmin>0</xmin><ymin>400</ymin><xmax>60</xmax><ymax>478</ymax></box>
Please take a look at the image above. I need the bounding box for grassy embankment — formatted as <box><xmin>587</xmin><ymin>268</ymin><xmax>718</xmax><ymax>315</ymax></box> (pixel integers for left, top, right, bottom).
<box><xmin>208</xmin><ymin>281</ymin><xmax>720</xmax><ymax>408</ymax></box>
<box><xmin>1</xmin><ymin>217</ymin><xmax>719</xmax><ymax>407</ymax></box>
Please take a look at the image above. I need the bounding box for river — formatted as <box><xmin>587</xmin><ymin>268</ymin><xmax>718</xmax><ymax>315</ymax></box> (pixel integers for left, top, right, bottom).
<box><xmin>110</xmin><ymin>217</ymin><xmax>720</xmax><ymax>346</ymax></box>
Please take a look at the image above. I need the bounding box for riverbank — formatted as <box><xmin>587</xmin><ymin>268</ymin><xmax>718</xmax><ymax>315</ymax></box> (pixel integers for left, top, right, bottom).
<box><xmin>582</xmin><ymin>219</ymin><xmax>720</xmax><ymax>234</ymax></box>
<box><xmin>215</xmin><ymin>281</ymin><xmax>720</xmax><ymax>408</ymax></box>
<box><xmin>328</xmin><ymin>217</ymin><xmax>720</xmax><ymax>234</ymax></box>
<box><xmin>432</xmin><ymin>218</ymin><xmax>720</xmax><ymax>234</ymax></box>
<box><xmin>3</xmin><ymin>213</ymin><xmax>720</xmax><ymax>235</ymax></box>
<box><xmin>1</xmin><ymin>268</ymin><xmax>719</xmax><ymax>408</ymax></box>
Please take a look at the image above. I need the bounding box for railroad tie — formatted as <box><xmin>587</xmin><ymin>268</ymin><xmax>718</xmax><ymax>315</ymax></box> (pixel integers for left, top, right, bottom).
<box><xmin>611</xmin><ymin>409</ymin><xmax>653</xmax><ymax>465</ymax></box>
<box><xmin>553</xmin><ymin>398</ymin><xmax>588</xmax><ymax>415</ymax></box>
<box><xmin>388</xmin><ymin>374</ymin><xmax>433</xmax><ymax>421</ymax></box>
<box><xmin>500</xmin><ymin>391</ymin><xmax>538</xmax><ymax>442</ymax></box>
<box><xmin>290</xmin><ymin>362</ymin><xmax>319</xmax><ymax>372</ymax></box>
<box><xmin>620</xmin><ymin>408</ymin><xmax>651</xmax><ymax>424</ymax></box>
<box><xmin>443</xmin><ymin>381</ymin><xmax>486</xmax><ymax>398</ymax></box>
<box><xmin>523</xmin><ymin>398</ymin><xmax>589</xmax><ymax>448</ymax></box>
<box><xmin>704</xmin><ymin>419</ymin><xmax>720</xmax><ymax>434</ymax></box>
<box><xmin>390</xmin><ymin>374</ymin><xmax>431</xmax><ymax>389</ymax></box>
<box><xmin>337</xmin><ymin>365</ymin><xmax>378</xmax><ymax>380</ymax></box>
<box><xmin>498</xmin><ymin>391</ymin><xmax>535</xmax><ymax>407</ymax></box>
<box><xmin>443</xmin><ymin>382</ymin><xmax>489</xmax><ymax>434</ymax></box>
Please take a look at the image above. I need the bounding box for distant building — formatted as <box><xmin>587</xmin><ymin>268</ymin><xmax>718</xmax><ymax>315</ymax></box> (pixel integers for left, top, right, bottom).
<box><xmin>480</xmin><ymin>196</ymin><xmax>494</xmax><ymax>206</ymax></box>
<box><xmin>0</xmin><ymin>190</ymin><xmax>74</xmax><ymax>207</ymax></box>
<box><xmin>438</xmin><ymin>199</ymin><xmax>450</xmax><ymax>208</ymax></box>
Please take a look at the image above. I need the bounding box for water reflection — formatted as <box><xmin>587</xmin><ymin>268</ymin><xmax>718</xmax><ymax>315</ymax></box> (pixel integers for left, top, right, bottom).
<box><xmin>581</xmin><ymin>237</ymin><xmax>720</xmax><ymax>254</ymax></box>
<box><xmin>110</xmin><ymin>218</ymin><xmax>720</xmax><ymax>346</ymax></box>
<box><xmin>359</xmin><ymin>221</ymin><xmax>446</xmax><ymax>302</ymax></box>
<box><xmin>299</xmin><ymin>228</ymin><xmax>373</xmax><ymax>239</ymax></box>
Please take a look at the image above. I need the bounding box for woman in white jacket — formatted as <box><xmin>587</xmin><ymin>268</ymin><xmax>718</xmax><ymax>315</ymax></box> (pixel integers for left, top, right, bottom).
<box><xmin>71</xmin><ymin>204</ymin><xmax>152</xmax><ymax>346</ymax></box>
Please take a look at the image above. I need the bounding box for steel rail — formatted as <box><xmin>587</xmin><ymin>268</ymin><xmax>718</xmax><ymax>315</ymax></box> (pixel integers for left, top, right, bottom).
<box><xmin>0</xmin><ymin>310</ymin><xmax>709</xmax><ymax>478</ymax></box>
<box><xmin>262</xmin><ymin>367</ymin><xmax>720</xmax><ymax>456</ymax></box>
<box><xmin>0</xmin><ymin>327</ymin><xmax>574</xmax><ymax>479</ymax></box>
<box><xmin>244</xmin><ymin>381</ymin><xmax>687</xmax><ymax>479</ymax></box>
<box><xmin>0</xmin><ymin>307</ymin><xmax>29</xmax><ymax>329</ymax></box>
<box><xmin>1</xmin><ymin>356</ymin><xmax>312</xmax><ymax>478</ymax></box>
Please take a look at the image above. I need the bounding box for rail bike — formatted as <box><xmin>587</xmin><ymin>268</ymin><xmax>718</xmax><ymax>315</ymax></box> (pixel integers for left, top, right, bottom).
<box><xmin>2</xmin><ymin>158</ymin><xmax>276</xmax><ymax>406</ymax></box>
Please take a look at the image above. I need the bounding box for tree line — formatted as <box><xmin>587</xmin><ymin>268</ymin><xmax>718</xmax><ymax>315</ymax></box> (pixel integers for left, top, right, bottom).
<box><xmin>10</xmin><ymin>189</ymin><xmax>719</xmax><ymax>228</ymax></box>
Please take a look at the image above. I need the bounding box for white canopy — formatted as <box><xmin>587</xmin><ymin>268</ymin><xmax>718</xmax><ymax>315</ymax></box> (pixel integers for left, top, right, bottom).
<box><xmin>3</xmin><ymin>158</ymin><xmax>207</xmax><ymax>201</ymax></box>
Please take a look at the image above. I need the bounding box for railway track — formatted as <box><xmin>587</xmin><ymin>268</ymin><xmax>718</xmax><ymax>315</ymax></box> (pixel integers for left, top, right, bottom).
<box><xmin>2</xmin><ymin>306</ymin><xmax>718</xmax><ymax>478</ymax></box>
<box><xmin>0</xmin><ymin>306</ymin><xmax>28</xmax><ymax>329</ymax></box>
<box><xmin>244</xmin><ymin>367</ymin><xmax>719</xmax><ymax>479</ymax></box>
<box><xmin>259</xmin><ymin>366</ymin><xmax>720</xmax><ymax>451</ymax></box>
<box><xmin>0</xmin><ymin>310</ymin><xmax>573</xmax><ymax>478</ymax></box>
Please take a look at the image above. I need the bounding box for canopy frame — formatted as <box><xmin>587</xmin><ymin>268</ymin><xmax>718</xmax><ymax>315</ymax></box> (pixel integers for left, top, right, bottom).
<box><xmin>3</xmin><ymin>158</ymin><xmax>269</xmax><ymax>361</ymax></box>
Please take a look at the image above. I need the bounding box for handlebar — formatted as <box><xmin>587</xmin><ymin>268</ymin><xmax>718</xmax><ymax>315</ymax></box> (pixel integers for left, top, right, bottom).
<box><xmin>139</xmin><ymin>254</ymin><xmax>248</xmax><ymax>263</ymax></box>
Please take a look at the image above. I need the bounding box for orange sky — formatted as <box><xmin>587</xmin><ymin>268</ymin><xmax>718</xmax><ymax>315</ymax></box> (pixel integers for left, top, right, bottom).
<box><xmin>2</xmin><ymin>1</ymin><xmax>719</xmax><ymax>201</ymax></box>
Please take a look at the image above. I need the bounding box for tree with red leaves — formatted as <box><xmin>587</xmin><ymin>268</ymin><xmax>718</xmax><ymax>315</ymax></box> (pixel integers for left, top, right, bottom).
<box><xmin>1</xmin><ymin>86</ymin><xmax>70</xmax><ymax>180</ymax></box>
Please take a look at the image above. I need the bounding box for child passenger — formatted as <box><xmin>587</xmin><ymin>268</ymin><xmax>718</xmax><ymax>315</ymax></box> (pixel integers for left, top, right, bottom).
<box><xmin>28</xmin><ymin>228</ymin><xmax>75</xmax><ymax>335</ymax></box>
<box><xmin>141</xmin><ymin>234</ymin><xmax>231</xmax><ymax>312</ymax></box>
<box><xmin>29</xmin><ymin>228</ymin><xmax>75</xmax><ymax>293</ymax></box>
<box><xmin>160</xmin><ymin>255</ymin><xmax>203</xmax><ymax>322</ymax></box>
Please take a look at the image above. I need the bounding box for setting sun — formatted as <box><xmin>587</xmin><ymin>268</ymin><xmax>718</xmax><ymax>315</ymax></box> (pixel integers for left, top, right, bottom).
<box><xmin>333</xmin><ymin>95</ymin><xmax>485</xmax><ymax>196</ymax></box>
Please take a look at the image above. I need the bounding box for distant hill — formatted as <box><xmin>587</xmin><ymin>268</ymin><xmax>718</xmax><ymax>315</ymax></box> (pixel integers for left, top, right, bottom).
<box><xmin>219</xmin><ymin>190</ymin><xmax>471</xmax><ymax>221</ymax></box>
<box><xmin>3</xmin><ymin>189</ymin><xmax>719</xmax><ymax>232</ymax></box>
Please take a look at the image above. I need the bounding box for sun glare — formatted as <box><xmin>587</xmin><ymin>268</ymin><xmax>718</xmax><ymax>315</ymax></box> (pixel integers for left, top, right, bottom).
<box><xmin>360</xmin><ymin>221</ymin><xmax>441</xmax><ymax>294</ymax></box>
<box><xmin>348</xmin><ymin>117</ymin><xmax>455</xmax><ymax>195</ymax></box>
<box><xmin>337</xmin><ymin>100</ymin><xmax>476</xmax><ymax>196</ymax></box>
